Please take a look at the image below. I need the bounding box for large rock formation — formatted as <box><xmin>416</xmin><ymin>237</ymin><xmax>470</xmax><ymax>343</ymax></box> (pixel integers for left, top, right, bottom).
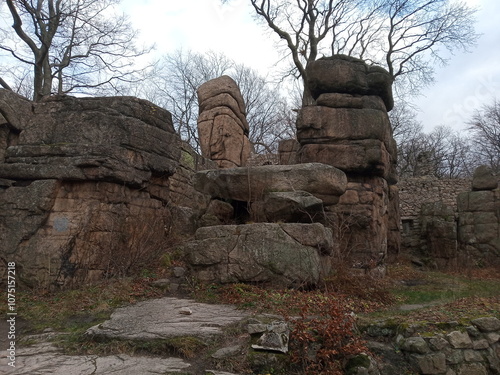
<box><xmin>194</xmin><ymin>163</ymin><xmax>347</xmax><ymax>206</ymax></box>
<box><xmin>183</xmin><ymin>223</ymin><xmax>334</xmax><ymax>287</ymax></box>
<box><xmin>297</xmin><ymin>55</ymin><xmax>399</xmax><ymax>270</ymax></box>
<box><xmin>0</xmin><ymin>90</ymin><xmax>212</xmax><ymax>287</ymax></box>
<box><xmin>183</xmin><ymin>162</ymin><xmax>347</xmax><ymax>286</ymax></box>
<box><xmin>197</xmin><ymin>75</ymin><xmax>252</xmax><ymax>168</ymax></box>
<box><xmin>457</xmin><ymin>166</ymin><xmax>499</xmax><ymax>266</ymax></box>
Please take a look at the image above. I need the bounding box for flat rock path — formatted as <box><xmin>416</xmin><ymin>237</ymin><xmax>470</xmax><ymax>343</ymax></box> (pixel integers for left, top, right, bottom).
<box><xmin>1</xmin><ymin>297</ymin><xmax>250</xmax><ymax>375</ymax></box>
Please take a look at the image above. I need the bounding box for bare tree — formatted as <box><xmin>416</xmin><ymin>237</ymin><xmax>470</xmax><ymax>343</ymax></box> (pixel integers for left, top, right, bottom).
<box><xmin>393</xmin><ymin>120</ymin><xmax>475</xmax><ymax>178</ymax></box>
<box><xmin>0</xmin><ymin>0</ymin><xmax>152</xmax><ymax>101</ymax></box>
<box><xmin>382</xmin><ymin>0</ymin><xmax>479</xmax><ymax>97</ymax></box>
<box><xmin>138</xmin><ymin>49</ymin><xmax>296</xmax><ymax>153</ymax></box>
<box><xmin>240</xmin><ymin>0</ymin><xmax>353</xmax><ymax>105</ymax></box>
<box><xmin>467</xmin><ymin>99</ymin><xmax>500</xmax><ymax>172</ymax></box>
<box><xmin>224</xmin><ymin>0</ymin><xmax>478</xmax><ymax>104</ymax></box>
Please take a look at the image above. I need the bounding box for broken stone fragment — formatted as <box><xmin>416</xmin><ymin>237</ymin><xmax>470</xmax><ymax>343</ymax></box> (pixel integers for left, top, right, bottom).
<box><xmin>179</xmin><ymin>307</ymin><xmax>192</xmax><ymax>315</ymax></box>
<box><xmin>251</xmin><ymin>321</ymin><xmax>290</xmax><ymax>353</ymax></box>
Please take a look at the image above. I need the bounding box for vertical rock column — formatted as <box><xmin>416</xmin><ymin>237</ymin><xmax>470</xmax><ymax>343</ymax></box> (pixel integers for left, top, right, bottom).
<box><xmin>457</xmin><ymin>165</ymin><xmax>499</xmax><ymax>266</ymax></box>
<box><xmin>297</xmin><ymin>55</ymin><xmax>400</xmax><ymax>269</ymax></box>
<box><xmin>197</xmin><ymin>75</ymin><xmax>252</xmax><ymax>168</ymax></box>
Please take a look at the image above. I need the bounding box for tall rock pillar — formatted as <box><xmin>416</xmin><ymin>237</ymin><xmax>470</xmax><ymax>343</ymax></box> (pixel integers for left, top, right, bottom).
<box><xmin>297</xmin><ymin>55</ymin><xmax>400</xmax><ymax>270</ymax></box>
<box><xmin>197</xmin><ymin>75</ymin><xmax>252</xmax><ymax>168</ymax></box>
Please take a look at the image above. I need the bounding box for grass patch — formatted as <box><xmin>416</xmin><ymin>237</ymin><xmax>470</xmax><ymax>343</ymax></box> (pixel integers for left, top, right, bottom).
<box><xmin>0</xmin><ymin>275</ymin><xmax>165</xmax><ymax>337</ymax></box>
<box><xmin>56</xmin><ymin>334</ymin><xmax>208</xmax><ymax>359</ymax></box>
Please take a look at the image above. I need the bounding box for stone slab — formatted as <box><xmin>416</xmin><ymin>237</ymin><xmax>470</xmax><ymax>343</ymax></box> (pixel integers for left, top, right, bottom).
<box><xmin>86</xmin><ymin>297</ymin><xmax>249</xmax><ymax>340</ymax></box>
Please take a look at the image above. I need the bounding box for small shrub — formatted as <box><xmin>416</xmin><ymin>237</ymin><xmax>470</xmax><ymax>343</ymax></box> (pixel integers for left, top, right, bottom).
<box><xmin>281</xmin><ymin>294</ymin><xmax>367</xmax><ymax>375</ymax></box>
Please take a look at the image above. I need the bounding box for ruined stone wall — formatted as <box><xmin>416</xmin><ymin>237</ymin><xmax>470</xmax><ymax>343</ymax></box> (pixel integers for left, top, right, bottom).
<box><xmin>398</xmin><ymin>167</ymin><xmax>499</xmax><ymax>267</ymax></box>
<box><xmin>360</xmin><ymin>317</ymin><xmax>500</xmax><ymax>374</ymax></box>
<box><xmin>399</xmin><ymin>177</ymin><xmax>471</xmax><ymax>219</ymax></box>
<box><xmin>398</xmin><ymin>177</ymin><xmax>470</xmax><ymax>258</ymax></box>
<box><xmin>457</xmin><ymin>166</ymin><xmax>500</xmax><ymax>267</ymax></box>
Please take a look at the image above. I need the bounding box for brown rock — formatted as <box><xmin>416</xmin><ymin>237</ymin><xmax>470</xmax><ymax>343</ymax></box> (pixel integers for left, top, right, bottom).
<box><xmin>199</xmin><ymin>92</ymin><xmax>248</xmax><ymax>130</ymax></box>
<box><xmin>472</xmin><ymin>165</ymin><xmax>498</xmax><ymax>191</ymax></box>
<box><xmin>197</xmin><ymin>75</ymin><xmax>246</xmax><ymax>119</ymax></box>
<box><xmin>298</xmin><ymin>140</ymin><xmax>393</xmax><ymax>178</ymax></box>
<box><xmin>296</xmin><ymin>106</ymin><xmax>392</xmax><ymax>146</ymax></box>
<box><xmin>197</xmin><ymin>76</ymin><xmax>251</xmax><ymax>168</ymax></box>
<box><xmin>261</xmin><ymin>190</ymin><xmax>324</xmax><ymax>222</ymax></box>
<box><xmin>0</xmin><ymin>89</ymin><xmax>32</xmax><ymax>131</ymax></box>
<box><xmin>0</xmin><ymin>95</ymin><xmax>187</xmax><ymax>288</ymax></box>
<box><xmin>316</xmin><ymin>93</ymin><xmax>387</xmax><ymax>111</ymax></box>
<box><xmin>278</xmin><ymin>138</ymin><xmax>300</xmax><ymax>165</ymax></box>
<box><xmin>307</xmin><ymin>55</ymin><xmax>394</xmax><ymax>111</ymax></box>
<box><xmin>193</xmin><ymin>163</ymin><xmax>347</xmax><ymax>205</ymax></box>
<box><xmin>0</xmin><ymin>96</ymin><xmax>180</xmax><ymax>186</ymax></box>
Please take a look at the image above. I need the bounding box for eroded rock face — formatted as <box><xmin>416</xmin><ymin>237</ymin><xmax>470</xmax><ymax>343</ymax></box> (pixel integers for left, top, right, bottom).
<box><xmin>183</xmin><ymin>223</ymin><xmax>333</xmax><ymax>287</ymax></box>
<box><xmin>194</xmin><ymin>162</ymin><xmax>347</xmax><ymax>206</ymax></box>
<box><xmin>0</xmin><ymin>91</ymin><xmax>211</xmax><ymax>287</ymax></box>
<box><xmin>307</xmin><ymin>55</ymin><xmax>394</xmax><ymax>111</ymax></box>
<box><xmin>457</xmin><ymin>167</ymin><xmax>500</xmax><ymax>266</ymax></box>
<box><xmin>197</xmin><ymin>75</ymin><xmax>252</xmax><ymax>168</ymax></box>
<box><xmin>296</xmin><ymin>55</ymin><xmax>399</xmax><ymax>270</ymax></box>
<box><xmin>472</xmin><ymin>165</ymin><xmax>498</xmax><ymax>191</ymax></box>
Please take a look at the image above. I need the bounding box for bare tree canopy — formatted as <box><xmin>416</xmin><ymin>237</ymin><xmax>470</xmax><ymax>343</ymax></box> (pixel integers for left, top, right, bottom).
<box><xmin>0</xmin><ymin>0</ymin><xmax>153</xmax><ymax>101</ymax></box>
<box><xmin>136</xmin><ymin>49</ymin><xmax>296</xmax><ymax>153</ymax></box>
<box><xmin>225</xmin><ymin>0</ymin><xmax>479</xmax><ymax>105</ymax></box>
<box><xmin>467</xmin><ymin>99</ymin><xmax>500</xmax><ymax>172</ymax></box>
<box><xmin>390</xmin><ymin>102</ymin><xmax>477</xmax><ymax>178</ymax></box>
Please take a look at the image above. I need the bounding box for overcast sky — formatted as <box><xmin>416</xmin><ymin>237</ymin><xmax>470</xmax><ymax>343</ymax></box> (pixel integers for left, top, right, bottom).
<box><xmin>120</xmin><ymin>0</ymin><xmax>500</xmax><ymax>133</ymax></box>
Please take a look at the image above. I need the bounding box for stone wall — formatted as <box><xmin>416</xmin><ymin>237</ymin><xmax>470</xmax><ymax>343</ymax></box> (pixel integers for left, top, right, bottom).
<box><xmin>398</xmin><ymin>317</ymin><xmax>500</xmax><ymax>375</ymax></box>
<box><xmin>354</xmin><ymin>317</ymin><xmax>500</xmax><ymax>375</ymax></box>
<box><xmin>398</xmin><ymin>177</ymin><xmax>470</xmax><ymax>262</ymax></box>
<box><xmin>457</xmin><ymin>166</ymin><xmax>500</xmax><ymax>267</ymax></box>
<box><xmin>399</xmin><ymin>177</ymin><xmax>471</xmax><ymax>219</ymax></box>
<box><xmin>398</xmin><ymin>169</ymin><xmax>499</xmax><ymax>267</ymax></box>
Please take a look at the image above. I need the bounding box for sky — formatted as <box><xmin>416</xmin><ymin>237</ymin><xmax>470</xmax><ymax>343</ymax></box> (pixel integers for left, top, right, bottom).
<box><xmin>120</xmin><ymin>0</ymin><xmax>500</xmax><ymax>133</ymax></box>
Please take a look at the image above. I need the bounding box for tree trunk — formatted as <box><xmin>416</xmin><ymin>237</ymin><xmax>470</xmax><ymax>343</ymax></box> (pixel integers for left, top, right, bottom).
<box><xmin>301</xmin><ymin>80</ymin><xmax>316</xmax><ymax>107</ymax></box>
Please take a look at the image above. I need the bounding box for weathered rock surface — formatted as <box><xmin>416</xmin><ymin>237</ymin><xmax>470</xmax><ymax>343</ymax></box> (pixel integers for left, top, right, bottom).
<box><xmin>472</xmin><ymin>165</ymin><xmax>498</xmax><ymax>191</ymax></box>
<box><xmin>183</xmin><ymin>223</ymin><xmax>333</xmax><ymax>287</ymax></box>
<box><xmin>307</xmin><ymin>55</ymin><xmax>394</xmax><ymax>111</ymax></box>
<box><xmin>194</xmin><ymin>163</ymin><xmax>347</xmax><ymax>205</ymax></box>
<box><xmin>86</xmin><ymin>297</ymin><xmax>249</xmax><ymax>340</ymax></box>
<box><xmin>457</xmin><ymin>167</ymin><xmax>500</xmax><ymax>266</ymax></box>
<box><xmin>0</xmin><ymin>91</ymin><xmax>213</xmax><ymax>287</ymax></box>
<box><xmin>420</xmin><ymin>202</ymin><xmax>458</xmax><ymax>268</ymax></box>
<box><xmin>0</xmin><ymin>94</ymin><xmax>180</xmax><ymax>185</ymax></box>
<box><xmin>197</xmin><ymin>75</ymin><xmax>252</xmax><ymax>168</ymax></box>
<box><xmin>298</xmin><ymin>140</ymin><xmax>393</xmax><ymax>179</ymax></box>
<box><xmin>278</xmin><ymin>138</ymin><xmax>300</xmax><ymax>165</ymax></box>
<box><xmin>296</xmin><ymin>106</ymin><xmax>393</xmax><ymax>146</ymax></box>
<box><xmin>295</xmin><ymin>55</ymin><xmax>399</xmax><ymax>269</ymax></box>
<box><xmin>1</xmin><ymin>343</ymin><xmax>191</xmax><ymax>375</ymax></box>
<box><xmin>260</xmin><ymin>190</ymin><xmax>324</xmax><ymax>222</ymax></box>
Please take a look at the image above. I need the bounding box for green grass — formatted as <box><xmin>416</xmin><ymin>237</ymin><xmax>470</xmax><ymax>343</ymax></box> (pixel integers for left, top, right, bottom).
<box><xmin>391</xmin><ymin>270</ymin><xmax>500</xmax><ymax>306</ymax></box>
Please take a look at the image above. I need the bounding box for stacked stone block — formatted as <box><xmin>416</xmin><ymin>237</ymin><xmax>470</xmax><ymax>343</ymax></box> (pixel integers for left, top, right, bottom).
<box><xmin>197</xmin><ymin>75</ymin><xmax>252</xmax><ymax>168</ymax></box>
<box><xmin>457</xmin><ymin>166</ymin><xmax>500</xmax><ymax>266</ymax></box>
<box><xmin>184</xmin><ymin>163</ymin><xmax>348</xmax><ymax>288</ymax></box>
<box><xmin>296</xmin><ymin>55</ymin><xmax>399</xmax><ymax>268</ymax></box>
